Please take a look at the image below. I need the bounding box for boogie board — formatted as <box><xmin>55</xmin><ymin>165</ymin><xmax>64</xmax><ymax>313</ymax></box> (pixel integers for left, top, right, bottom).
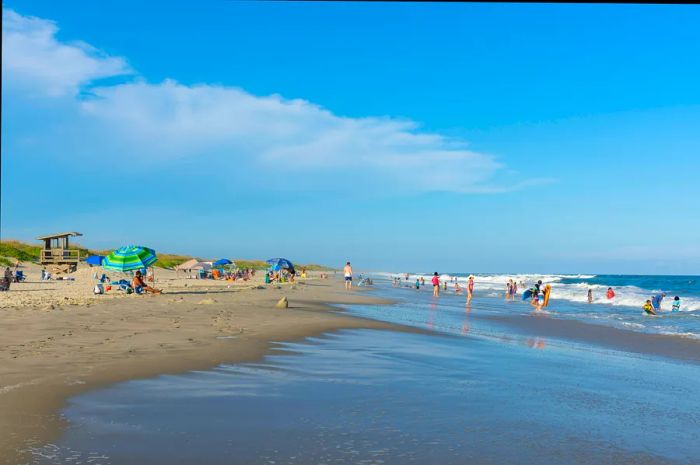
<box><xmin>644</xmin><ymin>308</ymin><xmax>657</xmax><ymax>315</ymax></box>
<box><xmin>542</xmin><ymin>284</ymin><xmax>552</xmax><ymax>307</ymax></box>
<box><xmin>522</xmin><ymin>289</ymin><xmax>533</xmax><ymax>301</ymax></box>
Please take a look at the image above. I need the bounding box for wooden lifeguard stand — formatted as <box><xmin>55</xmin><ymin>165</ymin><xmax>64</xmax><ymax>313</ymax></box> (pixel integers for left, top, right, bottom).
<box><xmin>37</xmin><ymin>231</ymin><xmax>83</xmax><ymax>273</ymax></box>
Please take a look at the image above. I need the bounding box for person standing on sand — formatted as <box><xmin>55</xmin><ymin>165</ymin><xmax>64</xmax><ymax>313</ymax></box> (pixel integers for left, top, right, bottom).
<box><xmin>344</xmin><ymin>262</ymin><xmax>353</xmax><ymax>290</ymax></box>
<box><xmin>432</xmin><ymin>272</ymin><xmax>440</xmax><ymax>297</ymax></box>
<box><xmin>467</xmin><ymin>275</ymin><xmax>475</xmax><ymax>305</ymax></box>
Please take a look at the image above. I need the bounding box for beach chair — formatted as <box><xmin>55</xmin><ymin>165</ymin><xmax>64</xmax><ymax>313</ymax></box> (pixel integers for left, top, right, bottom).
<box><xmin>14</xmin><ymin>270</ymin><xmax>26</xmax><ymax>282</ymax></box>
<box><xmin>112</xmin><ymin>279</ymin><xmax>133</xmax><ymax>293</ymax></box>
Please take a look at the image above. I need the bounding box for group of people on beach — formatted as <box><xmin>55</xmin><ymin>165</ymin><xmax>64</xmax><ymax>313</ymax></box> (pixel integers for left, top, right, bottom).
<box><xmin>586</xmin><ymin>287</ymin><xmax>682</xmax><ymax>314</ymax></box>
<box><xmin>425</xmin><ymin>273</ymin><xmax>475</xmax><ymax>304</ymax></box>
<box><xmin>642</xmin><ymin>293</ymin><xmax>681</xmax><ymax>315</ymax></box>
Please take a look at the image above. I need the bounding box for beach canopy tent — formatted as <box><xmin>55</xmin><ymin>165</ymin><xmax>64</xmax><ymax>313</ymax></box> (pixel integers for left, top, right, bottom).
<box><xmin>266</xmin><ymin>258</ymin><xmax>295</xmax><ymax>272</ymax></box>
<box><xmin>103</xmin><ymin>245</ymin><xmax>158</xmax><ymax>272</ymax></box>
<box><xmin>213</xmin><ymin>258</ymin><xmax>234</xmax><ymax>267</ymax></box>
<box><xmin>190</xmin><ymin>262</ymin><xmax>212</xmax><ymax>271</ymax></box>
<box><xmin>175</xmin><ymin>258</ymin><xmax>200</xmax><ymax>271</ymax></box>
<box><xmin>85</xmin><ymin>255</ymin><xmax>104</xmax><ymax>266</ymax></box>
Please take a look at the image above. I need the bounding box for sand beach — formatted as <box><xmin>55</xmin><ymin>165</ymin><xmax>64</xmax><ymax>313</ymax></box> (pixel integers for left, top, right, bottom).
<box><xmin>0</xmin><ymin>268</ymin><xmax>403</xmax><ymax>465</ymax></box>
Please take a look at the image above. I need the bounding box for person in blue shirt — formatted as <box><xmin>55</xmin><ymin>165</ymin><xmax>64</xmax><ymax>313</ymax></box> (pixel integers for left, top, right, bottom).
<box><xmin>672</xmin><ymin>296</ymin><xmax>681</xmax><ymax>312</ymax></box>
<box><xmin>651</xmin><ymin>293</ymin><xmax>666</xmax><ymax>312</ymax></box>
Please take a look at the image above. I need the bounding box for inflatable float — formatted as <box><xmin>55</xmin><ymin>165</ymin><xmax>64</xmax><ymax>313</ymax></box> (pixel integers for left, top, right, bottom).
<box><xmin>542</xmin><ymin>284</ymin><xmax>552</xmax><ymax>307</ymax></box>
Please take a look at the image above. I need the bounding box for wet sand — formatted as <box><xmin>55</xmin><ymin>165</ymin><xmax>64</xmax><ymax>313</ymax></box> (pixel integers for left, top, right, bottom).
<box><xmin>480</xmin><ymin>313</ymin><xmax>700</xmax><ymax>363</ymax></box>
<box><xmin>0</xmin><ymin>278</ymin><xmax>405</xmax><ymax>465</ymax></box>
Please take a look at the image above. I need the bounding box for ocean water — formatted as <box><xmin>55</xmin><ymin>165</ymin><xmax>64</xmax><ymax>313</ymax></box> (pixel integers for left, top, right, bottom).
<box><xmin>28</xmin><ymin>329</ymin><xmax>700</xmax><ymax>465</ymax></box>
<box><xmin>369</xmin><ymin>273</ymin><xmax>700</xmax><ymax>338</ymax></box>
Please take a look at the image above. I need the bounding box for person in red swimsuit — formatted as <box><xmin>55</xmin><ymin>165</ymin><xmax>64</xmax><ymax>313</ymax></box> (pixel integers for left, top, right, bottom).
<box><xmin>431</xmin><ymin>272</ymin><xmax>440</xmax><ymax>297</ymax></box>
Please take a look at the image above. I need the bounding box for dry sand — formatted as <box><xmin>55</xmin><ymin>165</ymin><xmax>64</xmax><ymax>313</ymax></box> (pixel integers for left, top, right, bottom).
<box><xmin>0</xmin><ymin>267</ymin><xmax>401</xmax><ymax>465</ymax></box>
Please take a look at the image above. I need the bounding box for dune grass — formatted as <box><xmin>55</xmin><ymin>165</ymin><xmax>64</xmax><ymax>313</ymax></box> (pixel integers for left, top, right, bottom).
<box><xmin>0</xmin><ymin>240</ymin><xmax>335</xmax><ymax>271</ymax></box>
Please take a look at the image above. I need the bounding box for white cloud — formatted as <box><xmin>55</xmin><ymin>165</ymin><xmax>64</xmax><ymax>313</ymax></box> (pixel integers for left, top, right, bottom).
<box><xmin>3</xmin><ymin>9</ymin><xmax>540</xmax><ymax>194</ymax></box>
<box><xmin>2</xmin><ymin>9</ymin><xmax>130</xmax><ymax>97</ymax></box>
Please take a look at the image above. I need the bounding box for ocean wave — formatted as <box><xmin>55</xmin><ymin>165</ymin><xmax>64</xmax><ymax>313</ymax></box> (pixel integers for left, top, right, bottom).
<box><xmin>370</xmin><ymin>271</ymin><xmax>700</xmax><ymax>312</ymax></box>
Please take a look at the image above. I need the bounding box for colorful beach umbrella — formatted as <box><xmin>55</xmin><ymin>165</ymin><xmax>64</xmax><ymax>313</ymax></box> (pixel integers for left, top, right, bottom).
<box><xmin>102</xmin><ymin>245</ymin><xmax>158</xmax><ymax>272</ymax></box>
<box><xmin>266</xmin><ymin>258</ymin><xmax>295</xmax><ymax>272</ymax></box>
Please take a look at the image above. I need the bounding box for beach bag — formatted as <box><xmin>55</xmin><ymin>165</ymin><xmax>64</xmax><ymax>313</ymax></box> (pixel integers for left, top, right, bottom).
<box><xmin>94</xmin><ymin>284</ymin><xmax>104</xmax><ymax>295</ymax></box>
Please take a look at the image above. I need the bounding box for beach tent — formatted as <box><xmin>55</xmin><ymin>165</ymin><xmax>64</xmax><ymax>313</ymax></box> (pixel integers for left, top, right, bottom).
<box><xmin>103</xmin><ymin>245</ymin><xmax>158</xmax><ymax>272</ymax></box>
<box><xmin>85</xmin><ymin>255</ymin><xmax>104</xmax><ymax>266</ymax></box>
<box><xmin>175</xmin><ymin>258</ymin><xmax>200</xmax><ymax>271</ymax></box>
<box><xmin>190</xmin><ymin>262</ymin><xmax>212</xmax><ymax>270</ymax></box>
<box><xmin>213</xmin><ymin>258</ymin><xmax>234</xmax><ymax>267</ymax></box>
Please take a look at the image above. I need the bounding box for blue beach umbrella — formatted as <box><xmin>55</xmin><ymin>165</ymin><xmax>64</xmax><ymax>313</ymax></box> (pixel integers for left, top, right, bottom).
<box><xmin>266</xmin><ymin>258</ymin><xmax>294</xmax><ymax>270</ymax></box>
<box><xmin>85</xmin><ymin>255</ymin><xmax>104</xmax><ymax>266</ymax></box>
<box><xmin>213</xmin><ymin>258</ymin><xmax>233</xmax><ymax>267</ymax></box>
<box><xmin>103</xmin><ymin>245</ymin><xmax>158</xmax><ymax>272</ymax></box>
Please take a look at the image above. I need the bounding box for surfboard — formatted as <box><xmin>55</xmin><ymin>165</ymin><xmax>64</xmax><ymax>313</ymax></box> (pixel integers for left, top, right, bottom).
<box><xmin>542</xmin><ymin>284</ymin><xmax>551</xmax><ymax>307</ymax></box>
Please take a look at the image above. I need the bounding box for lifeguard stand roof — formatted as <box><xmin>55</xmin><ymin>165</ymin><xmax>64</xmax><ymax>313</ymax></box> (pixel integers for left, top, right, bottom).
<box><xmin>36</xmin><ymin>232</ymin><xmax>83</xmax><ymax>240</ymax></box>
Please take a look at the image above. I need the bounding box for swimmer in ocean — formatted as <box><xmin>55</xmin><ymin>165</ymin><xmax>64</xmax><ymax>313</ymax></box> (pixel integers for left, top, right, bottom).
<box><xmin>467</xmin><ymin>275</ymin><xmax>475</xmax><ymax>305</ymax></box>
<box><xmin>643</xmin><ymin>299</ymin><xmax>656</xmax><ymax>315</ymax></box>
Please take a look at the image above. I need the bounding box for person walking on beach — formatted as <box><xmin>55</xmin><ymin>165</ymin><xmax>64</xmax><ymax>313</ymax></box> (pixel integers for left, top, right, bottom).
<box><xmin>587</xmin><ymin>288</ymin><xmax>593</xmax><ymax>303</ymax></box>
<box><xmin>344</xmin><ymin>262</ymin><xmax>353</xmax><ymax>290</ymax></box>
<box><xmin>467</xmin><ymin>275</ymin><xmax>475</xmax><ymax>305</ymax></box>
<box><xmin>432</xmin><ymin>272</ymin><xmax>440</xmax><ymax>297</ymax></box>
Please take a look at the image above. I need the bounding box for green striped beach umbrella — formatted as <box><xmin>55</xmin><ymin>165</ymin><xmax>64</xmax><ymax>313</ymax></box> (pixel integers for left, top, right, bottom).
<box><xmin>102</xmin><ymin>245</ymin><xmax>158</xmax><ymax>272</ymax></box>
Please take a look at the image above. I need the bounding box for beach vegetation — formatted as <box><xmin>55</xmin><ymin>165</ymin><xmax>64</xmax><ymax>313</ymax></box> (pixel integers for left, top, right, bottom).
<box><xmin>0</xmin><ymin>240</ymin><xmax>336</xmax><ymax>271</ymax></box>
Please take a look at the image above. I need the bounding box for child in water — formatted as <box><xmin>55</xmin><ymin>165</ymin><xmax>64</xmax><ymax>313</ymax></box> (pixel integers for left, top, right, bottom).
<box><xmin>643</xmin><ymin>299</ymin><xmax>656</xmax><ymax>315</ymax></box>
<box><xmin>415</xmin><ymin>278</ymin><xmax>420</xmax><ymax>291</ymax></box>
<box><xmin>587</xmin><ymin>289</ymin><xmax>593</xmax><ymax>303</ymax></box>
<box><xmin>672</xmin><ymin>296</ymin><xmax>681</xmax><ymax>312</ymax></box>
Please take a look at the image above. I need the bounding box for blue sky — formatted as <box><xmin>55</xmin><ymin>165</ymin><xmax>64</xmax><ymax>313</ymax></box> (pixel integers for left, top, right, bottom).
<box><xmin>2</xmin><ymin>1</ymin><xmax>700</xmax><ymax>274</ymax></box>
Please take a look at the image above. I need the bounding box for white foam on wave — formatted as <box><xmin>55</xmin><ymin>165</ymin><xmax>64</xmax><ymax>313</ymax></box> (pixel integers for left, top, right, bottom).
<box><xmin>370</xmin><ymin>271</ymin><xmax>700</xmax><ymax>312</ymax></box>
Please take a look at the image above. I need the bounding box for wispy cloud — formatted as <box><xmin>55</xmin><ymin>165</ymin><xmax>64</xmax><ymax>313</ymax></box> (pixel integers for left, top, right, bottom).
<box><xmin>2</xmin><ymin>9</ymin><xmax>544</xmax><ymax>195</ymax></box>
<box><xmin>2</xmin><ymin>10</ymin><xmax>131</xmax><ymax>97</ymax></box>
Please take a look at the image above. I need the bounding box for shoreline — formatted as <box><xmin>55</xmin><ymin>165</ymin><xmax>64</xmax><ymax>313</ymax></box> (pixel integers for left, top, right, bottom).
<box><xmin>0</xmin><ymin>278</ymin><xmax>407</xmax><ymax>465</ymax></box>
<box><xmin>482</xmin><ymin>312</ymin><xmax>700</xmax><ymax>363</ymax></box>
